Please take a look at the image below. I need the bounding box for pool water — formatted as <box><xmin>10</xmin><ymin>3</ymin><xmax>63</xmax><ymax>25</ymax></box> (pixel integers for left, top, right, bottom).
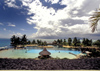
<box><xmin>27</xmin><ymin>49</ymin><xmax>81</xmax><ymax>55</ymax></box>
<box><xmin>0</xmin><ymin>49</ymin><xmax>40</xmax><ymax>59</ymax></box>
<box><xmin>0</xmin><ymin>47</ymin><xmax>81</xmax><ymax>59</ymax></box>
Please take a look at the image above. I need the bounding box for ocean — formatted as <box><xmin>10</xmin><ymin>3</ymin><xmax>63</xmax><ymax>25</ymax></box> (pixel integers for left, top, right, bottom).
<box><xmin>0</xmin><ymin>38</ymin><xmax>96</xmax><ymax>48</ymax></box>
<box><xmin>0</xmin><ymin>38</ymin><xmax>57</xmax><ymax>48</ymax></box>
<box><xmin>0</xmin><ymin>39</ymin><xmax>10</xmax><ymax>47</ymax></box>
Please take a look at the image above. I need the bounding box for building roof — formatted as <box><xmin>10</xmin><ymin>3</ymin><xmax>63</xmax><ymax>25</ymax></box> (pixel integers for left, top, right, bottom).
<box><xmin>39</xmin><ymin>48</ymin><xmax>51</xmax><ymax>55</ymax></box>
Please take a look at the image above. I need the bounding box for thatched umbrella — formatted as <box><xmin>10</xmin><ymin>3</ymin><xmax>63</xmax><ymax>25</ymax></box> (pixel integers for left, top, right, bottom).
<box><xmin>85</xmin><ymin>51</ymin><xmax>92</xmax><ymax>54</ymax></box>
<box><xmin>39</xmin><ymin>48</ymin><xmax>51</xmax><ymax>56</ymax></box>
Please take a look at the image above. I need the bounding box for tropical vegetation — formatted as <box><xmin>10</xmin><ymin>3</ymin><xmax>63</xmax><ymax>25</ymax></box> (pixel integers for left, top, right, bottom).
<box><xmin>10</xmin><ymin>34</ymin><xmax>47</xmax><ymax>48</ymax></box>
<box><xmin>90</xmin><ymin>8</ymin><xmax>100</xmax><ymax>32</ymax></box>
<box><xmin>10</xmin><ymin>34</ymin><xmax>100</xmax><ymax>48</ymax></box>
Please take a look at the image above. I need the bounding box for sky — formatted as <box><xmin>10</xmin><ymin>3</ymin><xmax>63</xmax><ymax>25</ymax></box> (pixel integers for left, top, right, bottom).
<box><xmin>0</xmin><ymin>0</ymin><xmax>100</xmax><ymax>40</ymax></box>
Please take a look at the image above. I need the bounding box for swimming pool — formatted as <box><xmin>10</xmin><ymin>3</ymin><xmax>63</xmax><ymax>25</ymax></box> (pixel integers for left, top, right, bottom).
<box><xmin>27</xmin><ymin>49</ymin><xmax>81</xmax><ymax>55</ymax></box>
<box><xmin>0</xmin><ymin>46</ymin><xmax>81</xmax><ymax>59</ymax></box>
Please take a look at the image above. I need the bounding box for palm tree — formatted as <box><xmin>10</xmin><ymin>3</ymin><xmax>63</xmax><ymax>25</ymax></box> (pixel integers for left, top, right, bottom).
<box><xmin>21</xmin><ymin>34</ymin><xmax>27</xmax><ymax>45</ymax></box>
<box><xmin>90</xmin><ymin>8</ymin><xmax>100</xmax><ymax>32</ymax></box>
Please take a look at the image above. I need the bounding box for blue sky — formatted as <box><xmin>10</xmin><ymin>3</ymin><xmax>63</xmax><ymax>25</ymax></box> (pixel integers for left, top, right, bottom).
<box><xmin>0</xmin><ymin>0</ymin><xmax>100</xmax><ymax>39</ymax></box>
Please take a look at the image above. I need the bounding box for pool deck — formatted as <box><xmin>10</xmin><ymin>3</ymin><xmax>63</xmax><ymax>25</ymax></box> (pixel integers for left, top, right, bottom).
<box><xmin>17</xmin><ymin>44</ymin><xmax>54</xmax><ymax>48</ymax></box>
<box><xmin>38</xmin><ymin>46</ymin><xmax>53</xmax><ymax>48</ymax></box>
<box><xmin>25</xmin><ymin>44</ymin><xmax>38</xmax><ymax>47</ymax></box>
<box><xmin>63</xmin><ymin>45</ymin><xmax>99</xmax><ymax>49</ymax></box>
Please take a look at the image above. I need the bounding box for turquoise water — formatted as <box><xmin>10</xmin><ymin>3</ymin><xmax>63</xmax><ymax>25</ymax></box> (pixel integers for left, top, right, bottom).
<box><xmin>27</xmin><ymin>49</ymin><xmax>81</xmax><ymax>55</ymax></box>
<box><xmin>0</xmin><ymin>39</ymin><xmax>82</xmax><ymax>59</ymax></box>
<box><xmin>0</xmin><ymin>48</ymin><xmax>80</xmax><ymax>59</ymax></box>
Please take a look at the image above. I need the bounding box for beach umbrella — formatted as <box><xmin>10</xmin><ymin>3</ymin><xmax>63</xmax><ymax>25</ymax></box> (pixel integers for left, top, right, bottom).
<box><xmin>85</xmin><ymin>51</ymin><xmax>92</xmax><ymax>54</ymax></box>
<box><xmin>39</xmin><ymin>48</ymin><xmax>51</xmax><ymax>56</ymax></box>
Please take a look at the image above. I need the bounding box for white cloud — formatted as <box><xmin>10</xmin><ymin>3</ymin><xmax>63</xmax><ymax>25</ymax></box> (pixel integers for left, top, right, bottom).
<box><xmin>68</xmin><ymin>24</ymin><xmax>91</xmax><ymax>34</ymax></box>
<box><xmin>11</xmin><ymin>32</ymin><xmax>23</xmax><ymax>37</ymax></box>
<box><xmin>88</xmin><ymin>10</ymin><xmax>95</xmax><ymax>15</ymax></box>
<box><xmin>21</xmin><ymin>29</ymin><xmax>26</xmax><ymax>31</ymax></box>
<box><xmin>4</xmin><ymin>0</ymin><xmax>100</xmax><ymax>39</ymax></box>
<box><xmin>73</xmin><ymin>10</ymin><xmax>78</xmax><ymax>14</ymax></box>
<box><xmin>5</xmin><ymin>0</ymin><xmax>20</xmax><ymax>8</ymax></box>
<box><xmin>8</xmin><ymin>23</ymin><xmax>16</xmax><ymax>27</ymax></box>
<box><xmin>21</xmin><ymin>0</ymin><xmax>88</xmax><ymax>38</ymax></box>
<box><xmin>0</xmin><ymin>23</ymin><xmax>3</xmax><ymax>25</ymax></box>
<box><xmin>72</xmin><ymin>16</ymin><xmax>89</xmax><ymax>21</ymax></box>
<box><xmin>45</xmin><ymin>0</ymin><xmax>59</xmax><ymax>4</ymax></box>
<box><xmin>15</xmin><ymin>33</ymin><xmax>23</xmax><ymax>36</ymax></box>
<box><xmin>60</xmin><ymin>0</ymin><xmax>85</xmax><ymax>10</ymax></box>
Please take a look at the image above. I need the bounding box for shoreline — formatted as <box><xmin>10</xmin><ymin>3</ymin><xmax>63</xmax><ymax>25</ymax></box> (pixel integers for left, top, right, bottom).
<box><xmin>63</xmin><ymin>45</ymin><xmax>99</xmax><ymax>49</ymax></box>
<box><xmin>38</xmin><ymin>46</ymin><xmax>53</xmax><ymax>48</ymax></box>
<box><xmin>17</xmin><ymin>44</ymin><xmax>54</xmax><ymax>48</ymax></box>
<box><xmin>1</xmin><ymin>44</ymin><xmax>99</xmax><ymax>49</ymax></box>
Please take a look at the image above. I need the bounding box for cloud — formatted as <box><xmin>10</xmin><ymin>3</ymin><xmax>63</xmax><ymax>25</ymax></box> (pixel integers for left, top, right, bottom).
<box><xmin>45</xmin><ymin>0</ymin><xmax>59</xmax><ymax>4</ymax></box>
<box><xmin>4</xmin><ymin>0</ymin><xmax>20</xmax><ymax>9</ymax></box>
<box><xmin>8</xmin><ymin>23</ymin><xmax>16</xmax><ymax>27</ymax></box>
<box><xmin>73</xmin><ymin>10</ymin><xmax>78</xmax><ymax>14</ymax></box>
<box><xmin>4</xmin><ymin>0</ymin><xmax>100</xmax><ymax>39</ymax></box>
<box><xmin>10</xmin><ymin>32</ymin><xmax>23</xmax><ymax>37</ymax></box>
<box><xmin>88</xmin><ymin>10</ymin><xmax>95</xmax><ymax>15</ymax></box>
<box><xmin>15</xmin><ymin>33</ymin><xmax>23</xmax><ymax>36</ymax></box>
<box><xmin>0</xmin><ymin>23</ymin><xmax>3</xmax><ymax>25</ymax></box>
<box><xmin>20</xmin><ymin>0</ymin><xmax>100</xmax><ymax>39</ymax></box>
<box><xmin>21</xmin><ymin>29</ymin><xmax>26</xmax><ymax>31</ymax></box>
<box><xmin>21</xmin><ymin>0</ymin><xmax>89</xmax><ymax>38</ymax></box>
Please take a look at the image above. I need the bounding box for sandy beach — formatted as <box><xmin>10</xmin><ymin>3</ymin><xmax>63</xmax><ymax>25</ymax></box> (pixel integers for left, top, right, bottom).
<box><xmin>38</xmin><ymin>46</ymin><xmax>53</xmax><ymax>48</ymax></box>
<box><xmin>25</xmin><ymin>44</ymin><xmax>38</xmax><ymax>47</ymax></box>
<box><xmin>17</xmin><ymin>44</ymin><xmax>54</xmax><ymax>48</ymax></box>
<box><xmin>63</xmin><ymin>45</ymin><xmax>99</xmax><ymax>49</ymax></box>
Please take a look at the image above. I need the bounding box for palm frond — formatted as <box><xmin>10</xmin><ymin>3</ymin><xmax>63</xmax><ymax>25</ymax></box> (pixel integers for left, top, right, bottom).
<box><xmin>90</xmin><ymin>18</ymin><xmax>97</xmax><ymax>22</ymax></box>
<box><xmin>90</xmin><ymin>18</ymin><xmax>99</xmax><ymax>32</ymax></box>
<box><xmin>89</xmin><ymin>10</ymin><xmax>100</xmax><ymax>33</ymax></box>
<box><xmin>91</xmin><ymin>23</ymin><xmax>97</xmax><ymax>32</ymax></box>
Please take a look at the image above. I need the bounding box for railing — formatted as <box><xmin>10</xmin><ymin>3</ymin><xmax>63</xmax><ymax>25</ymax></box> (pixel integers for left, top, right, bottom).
<box><xmin>69</xmin><ymin>52</ymin><xmax>77</xmax><ymax>56</ymax></box>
